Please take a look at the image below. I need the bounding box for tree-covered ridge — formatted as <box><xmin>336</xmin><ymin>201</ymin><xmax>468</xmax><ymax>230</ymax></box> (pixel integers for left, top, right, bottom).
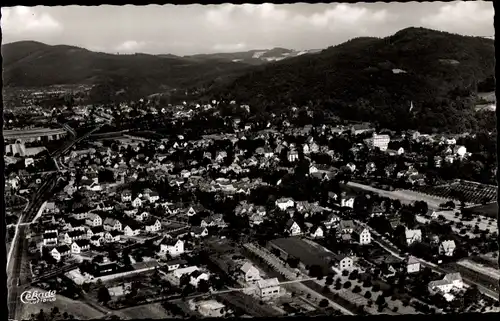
<box><xmin>210</xmin><ymin>28</ymin><xmax>495</xmax><ymax>133</ymax></box>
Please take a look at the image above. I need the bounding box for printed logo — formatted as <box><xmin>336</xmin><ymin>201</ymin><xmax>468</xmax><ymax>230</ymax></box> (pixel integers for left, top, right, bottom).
<box><xmin>20</xmin><ymin>290</ymin><xmax>56</xmax><ymax>304</ymax></box>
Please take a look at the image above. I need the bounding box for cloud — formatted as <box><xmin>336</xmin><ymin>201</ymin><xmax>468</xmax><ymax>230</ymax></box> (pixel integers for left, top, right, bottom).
<box><xmin>1</xmin><ymin>6</ymin><xmax>62</xmax><ymax>36</ymax></box>
<box><xmin>212</xmin><ymin>43</ymin><xmax>248</xmax><ymax>52</ymax></box>
<box><xmin>420</xmin><ymin>2</ymin><xmax>494</xmax><ymax>35</ymax></box>
<box><xmin>115</xmin><ymin>40</ymin><xmax>146</xmax><ymax>53</ymax></box>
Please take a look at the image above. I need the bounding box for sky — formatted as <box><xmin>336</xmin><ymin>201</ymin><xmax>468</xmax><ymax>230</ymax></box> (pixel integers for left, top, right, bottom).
<box><xmin>1</xmin><ymin>2</ymin><xmax>494</xmax><ymax>56</ymax></box>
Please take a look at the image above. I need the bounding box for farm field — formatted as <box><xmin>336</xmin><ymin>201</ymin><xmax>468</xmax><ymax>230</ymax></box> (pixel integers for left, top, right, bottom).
<box><xmin>463</xmin><ymin>202</ymin><xmax>498</xmax><ymax>219</ymax></box>
<box><xmin>413</xmin><ymin>181</ymin><xmax>497</xmax><ymax>205</ymax></box>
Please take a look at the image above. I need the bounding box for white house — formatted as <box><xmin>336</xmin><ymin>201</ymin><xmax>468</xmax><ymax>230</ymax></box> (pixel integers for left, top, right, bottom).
<box><xmin>71</xmin><ymin>240</ymin><xmax>91</xmax><ymax>254</ymax></box>
<box><xmin>310</xmin><ymin>225</ymin><xmax>325</xmax><ymax>239</ymax></box>
<box><xmin>428</xmin><ymin>273</ymin><xmax>464</xmax><ymax>296</ymax></box>
<box><xmin>331</xmin><ymin>254</ymin><xmax>353</xmax><ymax>271</ymax></box>
<box><xmin>51</xmin><ymin>245</ymin><xmax>71</xmax><ymax>262</ymax></box>
<box><xmin>197</xmin><ymin>300</ymin><xmax>227</xmax><ymax>318</ymax></box>
<box><xmin>148</xmin><ymin>191</ymin><xmax>160</xmax><ymax>203</ymax></box>
<box><xmin>159</xmin><ymin>238</ymin><xmax>185</xmax><ymax>256</ymax></box>
<box><xmin>406</xmin><ymin>256</ymin><xmax>420</xmax><ymax>274</ymax></box>
<box><xmin>190</xmin><ymin>227</ymin><xmax>209</xmax><ymax>238</ymax></box>
<box><xmin>103</xmin><ymin>218</ymin><xmax>122</xmax><ymax>231</ymax></box>
<box><xmin>189</xmin><ymin>270</ymin><xmax>210</xmax><ymax>287</ymax></box>
<box><xmin>340</xmin><ymin>196</ymin><xmax>355</xmax><ymax>208</ymax></box>
<box><xmin>132</xmin><ymin>197</ymin><xmax>143</xmax><ymax>208</ymax></box>
<box><xmin>439</xmin><ymin>240</ymin><xmax>456</xmax><ymax>257</ymax></box>
<box><xmin>43</xmin><ymin>232</ymin><xmax>58</xmax><ymax>246</ymax></box>
<box><xmin>90</xmin><ymin>235</ymin><xmax>104</xmax><ymax>247</ymax></box>
<box><xmin>405</xmin><ymin>229</ymin><xmax>422</xmax><ymax>245</ymax></box>
<box><xmin>353</xmin><ymin>227</ymin><xmax>371</xmax><ymax>245</ymax></box>
<box><xmin>165</xmin><ymin>259</ymin><xmax>188</xmax><ymax>272</ymax></box>
<box><xmin>240</xmin><ymin>262</ymin><xmax>261</xmax><ymax>283</ymax></box>
<box><xmin>123</xmin><ymin>223</ymin><xmax>141</xmax><ymax>236</ymax></box>
<box><xmin>104</xmin><ymin>230</ymin><xmax>121</xmax><ymax>243</ymax></box>
<box><xmin>275</xmin><ymin>198</ymin><xmax>295</xmax><ymax>211</ymax></box>
<box><xmin>256</xmin><ymin>278</ymin><xmax>281</xmax><ymax>299</ymax></box>
<box><xmin>285</xmin><ymin>219</ymin><xmax>302</xmax><ymax>236</ymax></box>
<box><xmin>85</xmin><ymin>214</ymin><xmax>102</xmax><ymax>227</ymax></box>
<box><xmin>121</xmin><ymin>190</ymin><xmax>132</xmax><ymax>202</ymax></box>
<box><xmin>145</xmin><ymin>219</ymin><xmax>162</xmax><ymax>232</ymax></box>
<box><xmin>135</xmin><ymin>211</ymin><xmax>149</xmax><ymax>221</ymax></box>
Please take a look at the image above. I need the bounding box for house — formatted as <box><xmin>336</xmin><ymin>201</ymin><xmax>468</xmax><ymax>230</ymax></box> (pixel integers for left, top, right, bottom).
<box><xmin>351</xmin><ymin>124</ymin><xmax>374</xmax><ymax>136</ymax></box>
<box><xmin>406</xmin><ymin>256</ymin><xmax>420</xmax><ymax>274</ymax></box>
<box><xmin>145</xmin><ymin>219</ymin><xmax>162</xmax><ymax>232</ymax></box>
<box><xmin>285</xmin><ymin>219</ymin><xmax>302</xmax><ymax>236</ymax></box>
<box><xmin>249</xmin><ymin>213</ymin><xmax>264</xmax><ymax>227</ymax></box>
<box><xmin>353</xmin><ymin>226</ymin><xmax>371</xmax><ymax>245</ymax></box>
<box><xmin>275</xmin><ymin>198</ymin><xmax>295</xmax><ymax>211</ymax></box>
<box><xmin>123</xmin><ymin>222</ymin><xmax>142</xmax><ymax>236</ymax></box>
<box><xmin>331</xmin><ymin>254</ymin><xmax>353</xmax><ymax>271</ymax></box>
<box><xmin>87</xmin><ymin>226</ymin><xmax>105</xmax><ymax>239</ymax></box>
<box><xmin>186</xmin><ymin>205</ymin><xmax>204</xmax><ymax>217</ymax></box>
<box><xmin>310</xmin><ymin>225</ymin><xmax>325</xmax><ymax>239</ymax></box>
<box><xmin>71</xmin><ymin>240</ymin><xmax>91</xmax><ymax>254</ymax></box>
<box><xmin>64</xmin><ymin>230</ymin><xmax>87</xmax><ymax>244</ymax></box>
<box><xmin>339</xmin><ymin>220</ymin><xmax>355</xmax><ymax>234</ymax></box>
<box><xmin>173</xmin><ymin>266</ymin><xmax>199</xmax><ymax>280</ymax></box>
<box><xmin>51</xmin><ymin>245</ymin><xmax>71</xmax><ymax>262</ymax></box>
<box><xmin>85</xmin><ymin>214</ymin><xmax>102</xmax><ymax>227</ymax></box>
<box><xmin>405</xmin><ymin>229</ymin><xmax>422</xmax><ymax>245</ymax></box>
<box><xmin>148</xmin><ymin>191</ymin><xmax>160</xmax><ymax>203</ymax></box>
<box><xmin>240</xmin><ymin>262</ymin><xmax>261</xmax><ymax>283</ymax></box>
<box><xmin>340</xmin><ymin>194</ymin><xmax>355</xmax><ymax>208</ymax></box>
<box><xmin>428</xmin><ymin>273</ymin><xmax>464</xmax><ymax>295</ymax></box>
<box><xmin>103</xmin><ymin>218</ymin><xmax>122</xmax><ymax>231</ymax></box>
<box><xmin>189</xmin><ymin>270</ymin><xmax>210</xmax><ymax>287</ymax></box>
<box><xmin>108</xmin><ymin>283</ymin><xmax>132</xmax><ymax>297</ymax></box>
<box><xmin>104</xmin><ymin>230</ymin><xmax>122</xmax><ymax>243</ymax></box>
<box><xmin>190</xmin><ymin>227</ymin><xmax>209</xmax><ymax>238</ymax></box>
<box><xmin>256</xmin><ymin>278</ymin><xmax>281</xmax><ymax>299</ymax></box>
<box><xmin>197</xmin><ymin>300</ymin><xmax>227</xmax><ymax>318</ymax></box>
<box><xmin>121</xmin><ymin>190</ymin><xmax>132</xmax><ymax>202</ymax></box>
<box><xmin>43</xmin><ymin>232</ymin><xmax>58</xmax><ymax>246</ymax></box>
<box><xmin>323</xmin><ymin>212</ymin><xmax>340</xmax><ymax>229</ymax></box>
<box><xmin>287</xmin><ymin>150</ymin><xmax>299</xmax><ymax>162</ymax></box>
<box><xmin>439</xmin><ymin>240</ymin><xmax>456</xmax><ymax>257</ymax></box>
<box><xmin>165</xmin><ymin>259</ymin><xmax>188</xmax><ymax>271</ymax></box>
<box><xmin>159</xmin><ymin>238</ymin><xmax>185</xmax><ymax>256</ymax></box>
<box><xmin>135</xmin><ymin>211</ymin><xmax>149</xmax><ymax>221</ymax></box>
<box><xmin>132</xmin><ymin>197</ymin><xmax>143</xmax><ymax>208</ymax></box>
<box><xmin>90</xmin><ymin>235</ymin><xmax>104</xmax><ymax>247</ymax></box>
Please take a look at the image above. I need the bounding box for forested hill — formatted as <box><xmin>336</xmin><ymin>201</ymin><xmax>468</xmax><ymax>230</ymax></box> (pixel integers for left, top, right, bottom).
<box><xmin>210</xmin><ymin>27</ymin><xmax>495</xmax><ymax>133</ymax></box>
<box><xmin>2</xmin><ymin>41</ymin><xmax>254</xmax><ymax>103</ymax></box>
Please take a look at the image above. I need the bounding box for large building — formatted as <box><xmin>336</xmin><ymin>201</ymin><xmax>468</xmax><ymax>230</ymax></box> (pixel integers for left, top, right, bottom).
<box><xmin>3</xmin><ymin>127</ymin><xmax>68</xmax><ymax>144</ymax></box>
<box><xmin>364</xmin><ymin>133</ymin><xmax>391</xmax><ymax>151</ymax></box>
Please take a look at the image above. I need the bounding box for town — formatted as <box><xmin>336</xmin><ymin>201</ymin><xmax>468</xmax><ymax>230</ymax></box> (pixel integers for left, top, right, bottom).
<box><xmin>5</xmin><ymin>89</ymin><xmax>499</xmax><ymax>320</ymax></box>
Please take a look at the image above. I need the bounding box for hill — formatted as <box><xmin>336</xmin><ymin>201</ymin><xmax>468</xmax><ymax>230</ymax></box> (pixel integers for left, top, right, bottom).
<box><xmin>184</xmin><ymin>47</ymin><xmax>322</xmax><ymax>65</ymax></box>
<box><xmin>2</xmin><ymin>41</ymin><xmax>254</xmax><ymax>103</ymax></box>
<box><xmin>211</xmin><ymin>28</ymin><xmax>495</xmax><ymax>133</ymax></box>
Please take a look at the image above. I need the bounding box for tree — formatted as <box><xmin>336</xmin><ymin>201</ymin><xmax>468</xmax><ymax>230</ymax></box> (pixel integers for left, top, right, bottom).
<box><xmin>308</xmin><ymin>264</ymin><xmax>323</xmax><ymax>278</ymax></box>
<box><xmin>375</xmin><ymin>294</ymin><xmax>386</xmax><ymax>306</ymax></box>
<box><xmin>197</xmin><ymin>279</ymin><xmax>210</xmax><ymax>293</ymax></box>
<box><xmin>325</xmin><ymin>275</ymin><xmax>334</xmax><ymax>286</ymax></box>
<box><xmin>343</xmin><ymin>281</ymin><xmax>352</xmax><ymax>289</ymax></box>
<box><xmin>364</xmin><ymin>291</ymin><xmax>372</xmax><ymax>299</ymax></box>
<box><xmin>352</xmin><ymin>285</ymin><xmax>362</xmax><ymax>293</ymax></box>
<box><xmin>97</xmin><ymin>286</ymin><xmax>111</xmax><ymax>304</ymax></box>
<box><xmin>319</xmin><ymin>299</ymin><xmax>329</xmax><ymax>308</ymax></box>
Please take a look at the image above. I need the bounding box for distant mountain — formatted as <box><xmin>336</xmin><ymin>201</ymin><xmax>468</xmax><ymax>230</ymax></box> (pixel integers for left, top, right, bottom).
<box><xmin>211</xmin><ymin>27</ymin><xmax>495</xmax><ymax>133</ymax></box>
<box><xmin>1</xmin><ymin>41</ymin><xmax>254</xmax><ymax>102</ymax></box>
<box><xmin>183</xmin><ymin>47</ymin><xmax>323</xmax><ymax>65</ymax></box>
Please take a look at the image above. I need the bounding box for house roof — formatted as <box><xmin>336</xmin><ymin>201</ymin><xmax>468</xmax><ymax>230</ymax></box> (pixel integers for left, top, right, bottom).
<box><xmin>340</xmin><ymin>220</ymin><xmax>355</xmax><ymax>230</ymax></box>
<box><xmin>55</xmin><ymin>245</ymin><xmax>71</xmax><ymax>253</ymax></box>
<box><xmin>256</xmin><ymin>277</ymin><xmax>279</xmax><ymax>289</ymax></box>
<box><xmin>407</xmin><ymin>256</ymin><xmax>420</xmax><ymax>265</ymax></box>
<box><xmin>405</xmin><ymin>229</ymin><xmax>422</xmax><ymax>239</ymax></box>
<box><xmin>240</xmin><ymin>262</ymin><xmax>256</xmax><ymax>274</ymax></box>
<box><xmin>74</xmin><ymin>239</ymin><xmax>91</xmax><ymax>247</ymax></box>
<box><xmin>43</xmin><ymin>232</ymin><xmax>58</xmax><ymax>239</ymax></box>
<box><xmin>441</xmin><ymin>240</ymin><xmax>456</xmax><ymax>248</ymax></box>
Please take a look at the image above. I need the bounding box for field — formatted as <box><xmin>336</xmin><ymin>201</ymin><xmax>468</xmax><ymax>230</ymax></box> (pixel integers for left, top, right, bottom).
<box><xmin>114</xmin><ymin>302</ymin><xmax>173</xmax><ymax>319</ymax></box>
<box><xmin>463</xmin><ymin>202</ymin><xmax>498</xmax><ymax>219</ymax></box>
<box><xmin>19</xmin><ymin>292</ymin><xmax>105</xmax><ymax>320</ymax></box>
<box><xmin>413</xmin><ymin>181</ymin><xmax>497</xmax><ymax>205</ymax></box>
